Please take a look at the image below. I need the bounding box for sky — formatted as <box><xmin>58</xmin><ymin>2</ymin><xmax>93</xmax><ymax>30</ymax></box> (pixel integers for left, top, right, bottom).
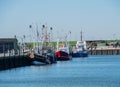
<box><xmin>0</xmin><ymin>0</ymin><xmax>120</xmax><ymax>42</ymax></box>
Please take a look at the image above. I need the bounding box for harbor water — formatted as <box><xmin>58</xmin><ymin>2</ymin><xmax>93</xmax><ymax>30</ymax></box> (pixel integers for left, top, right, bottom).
<box><xmin>0</xmin><ymin>55</ymin><xmax>120</xmax><ymax>87</ymax></box>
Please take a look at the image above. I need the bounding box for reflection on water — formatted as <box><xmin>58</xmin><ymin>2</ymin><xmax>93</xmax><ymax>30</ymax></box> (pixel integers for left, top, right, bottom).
<box><xmin>0</xmin><ymin>55</ymin><xmax>120</xmax><ymax>87</ymax></box>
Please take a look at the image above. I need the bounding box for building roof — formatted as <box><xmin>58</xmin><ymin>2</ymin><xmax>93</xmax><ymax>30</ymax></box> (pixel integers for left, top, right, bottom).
<box><xmin>0</xmin><ymin>38</ymin><xmax>18</xmax><ymax>43</ymax></box>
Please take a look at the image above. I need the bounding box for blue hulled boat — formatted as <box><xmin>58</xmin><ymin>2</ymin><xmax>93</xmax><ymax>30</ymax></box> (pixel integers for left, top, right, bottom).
<box><xmin>72</xmin><ymin>41</ymin><xmax>88</xmax><ymax>57</ymax></box>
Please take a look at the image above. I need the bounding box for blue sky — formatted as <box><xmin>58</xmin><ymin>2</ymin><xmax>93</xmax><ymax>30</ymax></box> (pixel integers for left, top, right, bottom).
<box><xmin>0</xmin><ymin>0</ymin><xmax>120</xmax><ymax>41</ymax></box>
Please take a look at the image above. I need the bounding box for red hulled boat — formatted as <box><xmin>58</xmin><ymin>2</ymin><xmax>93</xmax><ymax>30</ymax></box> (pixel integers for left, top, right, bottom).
<box><xmin>55</xmin><ymin>39</ymin><xmax>71</xmax><ymax>60</ymax></box>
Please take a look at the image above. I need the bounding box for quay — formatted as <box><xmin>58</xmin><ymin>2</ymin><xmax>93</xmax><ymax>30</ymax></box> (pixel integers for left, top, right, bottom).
<box><xmin>0</xmin><ymin>53</ymin><xmax>57</xmax><ymax>70</ymax></box>
<box><xmin>89</xmin><ymin>46</ymin><xmax>120</xmax><ymax>55</ymax></box>
<box><xmin>0</xmin><ymin>54</ymin><xmax>33</xmax><ymax>70</ymax></box>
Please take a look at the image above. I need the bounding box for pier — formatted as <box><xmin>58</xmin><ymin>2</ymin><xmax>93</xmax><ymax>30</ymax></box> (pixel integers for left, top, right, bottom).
<box><xmin>89</xmin><ymin>46</ymin><xmax>120</xmax><ymax>55</ymax></box>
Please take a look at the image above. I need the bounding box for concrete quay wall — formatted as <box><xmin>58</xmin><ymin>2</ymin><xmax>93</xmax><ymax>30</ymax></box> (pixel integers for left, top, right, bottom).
<box><xmin>89</xmin><ymin>47</ymin><xmax>120</xmax><ymax>55</ymax></box>
<box><xmin>0</xmin><ymin>55</ymin><xmax>33</xmax><ymax>70</ymax></box>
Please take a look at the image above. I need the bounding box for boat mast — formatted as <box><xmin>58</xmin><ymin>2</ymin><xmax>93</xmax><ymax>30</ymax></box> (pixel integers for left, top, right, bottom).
<box><xmin>50</xmin><ymin>27</ymin><xmax>53</xmax><ymax>46</ymax></box>
<box><xmin>41</xmin><ymin>25</ymin><xmax>45</xmax><ymax>49</ymax></box>
<box><xmin>56</xmin><ymin>39</ymin><xmax>59</xmax><ymax>51</ymax></box>
<box><xmin>36</xmin><ymin>23</ymin><xmax>39</xmax><ymax>53</ymax></box>
<box><xmin>29</xmin><ymin>24</ymin><xmax>36</xmax><ymax>50</ymax></box>
<box><xmin>80</xmin><ymin>30</ymin><xmax>82</xmax><ymax>41</ymax></box>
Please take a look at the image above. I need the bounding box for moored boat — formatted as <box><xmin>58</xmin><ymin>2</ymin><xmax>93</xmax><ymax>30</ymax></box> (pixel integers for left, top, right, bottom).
<box><xmin>55</xmin><ymin>39</ymin><xmax>71</xmax><ymax>60</ymax></box>
<box><xmin>30</xmin><ymin>24</ymin><xmax>57</xmax><ymax>64</ymax></box>
<box><xmin>72</xmin><ymin>41</ymin><xmax>88</xmax><ymax>57</ymax></box>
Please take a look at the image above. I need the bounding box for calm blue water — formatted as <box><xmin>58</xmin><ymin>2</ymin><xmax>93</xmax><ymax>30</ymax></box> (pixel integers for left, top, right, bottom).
<box><xmin>1</xmin><ymin>55</ymin><xmax>120</xmax><ymax>87</ymax></box>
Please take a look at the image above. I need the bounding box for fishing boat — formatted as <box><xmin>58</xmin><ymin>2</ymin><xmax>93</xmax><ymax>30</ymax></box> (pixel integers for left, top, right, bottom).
<box><xmin>55</xmin><ymin>39</ymin><xmax>71</xmax><ymax>60</ymax></box>
<box><xmin>34</xmin><ymin>49</ymin><xmax>56</xmax><ymax>64</ymax></box>
<box><xmin>72</xmin><ymin>31</ymin><xmax>88</xmax><ymax>57</ymax></box>
<box><xmin>30</xmin><ymin>24</ymin><xmax>57</xmax><ymax>64</ymax></box>
<box><xmin>72</xmin><ymin>41</ymin><xmax>88</xmax><ymax>57</ymax></box>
